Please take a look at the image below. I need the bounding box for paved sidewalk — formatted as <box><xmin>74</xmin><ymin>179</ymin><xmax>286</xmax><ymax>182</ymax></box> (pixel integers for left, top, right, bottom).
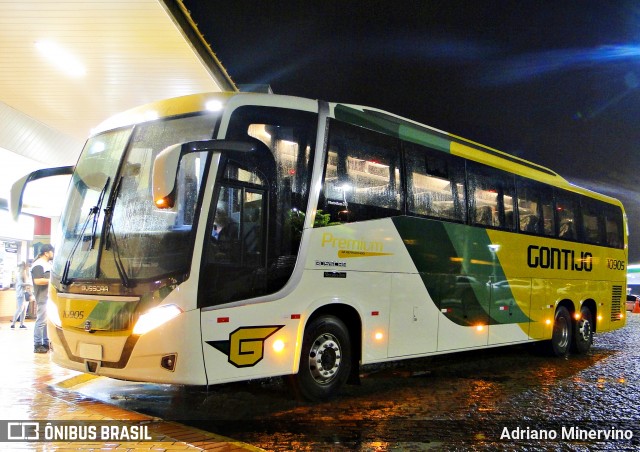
<box><xmin>0</xmin><ymin>319</ymin><xmax>264</xmax><ymax>451</ymax></box>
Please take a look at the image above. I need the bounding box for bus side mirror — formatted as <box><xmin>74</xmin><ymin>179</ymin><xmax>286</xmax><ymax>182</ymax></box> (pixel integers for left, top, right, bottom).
<box><xmin>152</xmin><ymin>140</ymin><xmax>257</xmax><ymax>209</ymax></box>
<box><xmin>10</xmin><ymin>166</ymin><xmax>74</xmax><ymax>220</ymax></box>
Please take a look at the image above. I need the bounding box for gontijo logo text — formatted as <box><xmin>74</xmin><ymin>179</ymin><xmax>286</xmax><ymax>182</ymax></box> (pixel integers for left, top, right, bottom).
<box><xmin>527</xmin><ymin>245</ymin><xmax>592</xmax><ymax>272</ymax></box>
<box><xmin>321</xmin><ymin>232</ymin><xmax>393</xmax><ymax>258</ymax></box>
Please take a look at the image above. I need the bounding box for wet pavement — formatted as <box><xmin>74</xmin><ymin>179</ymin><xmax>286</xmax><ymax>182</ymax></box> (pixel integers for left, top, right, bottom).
<box><xmin>0</xmin><ymin>318</ymin><xmax>263</xmax><ymax>451</ymax></box>
<box><xmin>67</xmin><ymin>314</ymin><xmax>640</xmax><ymax>451</ymax></box>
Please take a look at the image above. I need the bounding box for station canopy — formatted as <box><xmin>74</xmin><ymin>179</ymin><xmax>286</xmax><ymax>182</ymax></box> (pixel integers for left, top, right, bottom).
<box><xmin>0</xmin><ymin>0</ymin><xmax>235</xmax><ymax>217</ymax></box>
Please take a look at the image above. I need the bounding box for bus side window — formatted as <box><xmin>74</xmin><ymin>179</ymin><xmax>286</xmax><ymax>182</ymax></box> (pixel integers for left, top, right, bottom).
<box><xmin>318</xmin><ymin>120</ymin><xmax>401</xmax><ymax>224</ymax></box>
<box><xmin>467</xmin><ymin>162</ymin><xmax>515</xmax><ymax>230</ymax></box>
<box><xmin>604</xmin><ymin>206</ymin><xmax>624</xmax><ymax>249</ymax></box>
<box><xmin>405</xmin><ymin>142</ymin><xmax>466</xmax><ymax>222</ymax></box>
<box><xmin>581</xmin><ymin>198</ymin><xmax>603</xmax><ymax>245</ymax></box>
<box><xmin>555</xmin><ymin>190</ymin><xmax>580</xmax><ymax>240</ymax></box>
<box><xmin>516</xmin><ymin>177</ymin><xmax>554</xmax><ymax>236</ymax></box>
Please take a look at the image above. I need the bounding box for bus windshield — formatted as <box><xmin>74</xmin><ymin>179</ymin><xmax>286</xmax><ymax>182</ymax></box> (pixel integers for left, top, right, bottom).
<box><xmin>53</xmin><ymin>113</ymin><xmax>219</xmax><ymax>284</ymax></box>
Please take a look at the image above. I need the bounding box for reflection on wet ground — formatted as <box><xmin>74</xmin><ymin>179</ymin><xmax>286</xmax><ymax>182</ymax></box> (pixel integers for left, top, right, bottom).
<box><xmin>73</xmin><ymin>315</ymin><xmax>640</xmax><ymax>451</ymax></box>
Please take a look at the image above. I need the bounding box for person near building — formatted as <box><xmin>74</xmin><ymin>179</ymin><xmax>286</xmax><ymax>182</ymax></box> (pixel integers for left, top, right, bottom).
<box><xmin>10</xmin><ymin>261</ymin><xmax>32</xmax><ymax>329</ymax></box>
<box><xmin>31</xmin><ymin>244</ymin><xmax>54</xmax><ymax>353</ymax></box>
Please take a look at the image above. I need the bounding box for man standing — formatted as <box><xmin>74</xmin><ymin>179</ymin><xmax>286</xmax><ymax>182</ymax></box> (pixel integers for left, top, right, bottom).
<box><xmin>32</xmin><ymin>244</ymin><xmax>54</xmax><ymax>353</ymax></box>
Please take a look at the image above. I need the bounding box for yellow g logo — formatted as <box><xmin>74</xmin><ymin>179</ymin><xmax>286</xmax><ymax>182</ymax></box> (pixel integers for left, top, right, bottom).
<box><xmin>207</xmin><ymin>325</ymin><xmax>284</xmax><ymax>368</ymax></box>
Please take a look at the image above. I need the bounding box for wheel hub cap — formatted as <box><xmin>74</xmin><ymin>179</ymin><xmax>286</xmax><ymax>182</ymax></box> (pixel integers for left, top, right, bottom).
<box><xmin>308</xmin><ymin>333</ymin><xmax>342</xmax><ymax>384</ymax></box>
<box><xmin>578</xmin><ymin>319</ymin><xmax>591</xmax><ymax>342</ymax></box>
<box><xmin>556</xmin><ymin>316</ymin><xmax>569</xmax><ymax>348</ymax></box>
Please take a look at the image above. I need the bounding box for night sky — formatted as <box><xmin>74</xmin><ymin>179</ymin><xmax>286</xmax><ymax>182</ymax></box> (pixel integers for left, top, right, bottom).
<box><xmin>183</xmin><ymin>1</ymin><xmax>640</xmax><ymax>262</ymax></box>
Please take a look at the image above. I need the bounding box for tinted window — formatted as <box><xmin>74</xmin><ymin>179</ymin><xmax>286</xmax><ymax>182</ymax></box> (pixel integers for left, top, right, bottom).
<box><xmin>603</xmin><ymin>205</ymin><xmax>624</xmax><ymax>249</ymax></box>
<box><xmin>318</xmin><ymin>120</ymin><xmax>401</xmax><ymax>224</ymax></box>
<box><xmin>581</xmin><ymin>198</ymin><xmax>603</xmax><ymax>245</ymax></box>
<box><xmin>516</xmin><ymin>177</ymin><xmax>555</xmax><ymax>236</ymax></box>
<box><xmin>405</xmin><ymin>142</ymin><xmax>466</xmax><ymax>222</ymax></box>
<box><xmin>555</xmin><ymin>190</ymin><xmax>580</xmax><ymax>241</ymax></box>
<box><xmin>467</xmin><ymin>162</ymin><xmax>516</xmax><ymax>230</ymax></box>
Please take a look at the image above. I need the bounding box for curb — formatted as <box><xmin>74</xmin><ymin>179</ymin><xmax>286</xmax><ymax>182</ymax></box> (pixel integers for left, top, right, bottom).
<box><xmin>53</xmin><ymin>372</ymin><xmax>100</xmax><ymax>389</ymax></box>
<box><xmin>49</xmin><ymin>372</ymin><xmax>266</xmax><ymax>451</ymax></box>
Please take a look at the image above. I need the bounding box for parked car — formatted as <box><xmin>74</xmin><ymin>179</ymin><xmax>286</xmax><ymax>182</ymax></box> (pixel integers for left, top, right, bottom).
<box><xmin>626</xmin><ymin>294</ymin><xmax>640</xmax><ymax>312</ymax></box>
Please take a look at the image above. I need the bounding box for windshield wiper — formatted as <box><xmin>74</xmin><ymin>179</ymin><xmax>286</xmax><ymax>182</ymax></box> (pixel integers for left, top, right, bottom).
<box><xmin>90</xmin><ymin>176</ymin><xmax>110</xmax><ymax>249</ymax></box>
<box><xmin>106</xmin><ymin>221</ymin><xmax>132</xmax><ymax>288</ymax></box>
<box><xmin>61</xmin><ymin>177</ymin><xmax>111</xmax><ymax>286</ymax></box>
<box><xmin>101</xmin><ymin>175</ymin><xmax>133</xmax><ymax>288</ymax></box>
<box><xmin>103</xmin><ymin>175</ymin><xmax>122</xmax><ymax>251</ymax></box>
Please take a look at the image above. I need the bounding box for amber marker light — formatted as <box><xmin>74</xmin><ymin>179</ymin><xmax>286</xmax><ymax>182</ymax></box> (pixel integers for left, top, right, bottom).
<box><xmin>272</xmin><ymin>339</ymin><xmax>285</xmax><ymax>353</ymax></box>
<box><xmin>597</xmin><ymin>315</ymin><xmax>603</xmax><ymax>321</ymax></box>
<box><xmin>574</xmin><ymin>313</ymin><xmax>582</xmax><ymax>320</ymax></box>
<box><xmin>476</xmin><ymin>325</ymin><xmax>484</xmax><ymax>332</ymax></box>
<box><xmin>154</xmin><ymin>193</ymin><xmax>175</xmax><ymax>209</ymax></box>
<box><xmin>545</xmin><ymin>319</ymin><xmax>552</xmax><ymax>325</ymax></box>
<box><xmin>374</xmin><ymin>332</ymin><xmax>384</xmax><ymax>341</ymax></box>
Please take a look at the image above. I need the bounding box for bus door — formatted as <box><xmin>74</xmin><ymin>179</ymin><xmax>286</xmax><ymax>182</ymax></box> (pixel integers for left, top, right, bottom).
<box><xmin>198</xmin><ymin>152</ymin><xmax>281</xmax><ymax>382</ymax></box>
<box><xmin>201</xmin><ymin>181</ymin><xmax>268</xmax><ymax>306</ymax></box>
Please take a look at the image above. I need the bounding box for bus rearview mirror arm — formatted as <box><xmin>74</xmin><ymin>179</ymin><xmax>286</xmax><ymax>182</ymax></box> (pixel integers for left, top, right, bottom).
<box><xmin>10</xmin><ymin>166</ymin><xmax>75</xmax><ymax>220</ymax></box>
<box><xmin>152</xmin><ymin>139</ymin><xmax>257</xmax><ymax>208</ymax></box>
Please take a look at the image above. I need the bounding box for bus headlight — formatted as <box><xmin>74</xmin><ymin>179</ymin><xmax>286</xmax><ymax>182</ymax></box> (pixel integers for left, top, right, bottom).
<box><xmin>133</xmin><ymin>304</ymin><xmax>183</xmax><ymax>335</ymax></box>
<box><xmin>47</xmin><ymin>299</ymin><xmax>61</xmax><ymax>327</ymax></box>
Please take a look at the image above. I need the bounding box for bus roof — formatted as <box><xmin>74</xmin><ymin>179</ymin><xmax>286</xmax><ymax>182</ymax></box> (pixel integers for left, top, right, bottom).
<box><xmin>92</xmin><ymin>92</ymin><xmax>238</xmax><ymax>135</ymax></box>
<box><xmin>90</xmin><ymin>91</ymin><xmax>623</xmax><ymax>208</ymax></box>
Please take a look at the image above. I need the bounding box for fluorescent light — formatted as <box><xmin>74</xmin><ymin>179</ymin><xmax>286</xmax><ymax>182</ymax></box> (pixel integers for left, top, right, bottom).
<box><xmin>35</xmin><ymin>40</ymin><xmax>86</xmax><ymax>77</ymax></box>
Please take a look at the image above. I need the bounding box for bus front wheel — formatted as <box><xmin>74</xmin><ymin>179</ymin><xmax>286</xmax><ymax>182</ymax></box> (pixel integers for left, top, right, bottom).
<box><xmin>572</xmin><ymin>305</ymin><xmax>593</xmax><ymax>354</ymax></box>
<box><xmin>549</xmin><ymin>306</ymin><xmax>572</xmax><ymax>357</ymax></box>
<box><xmin>291</xmin><ymin>315</ymin><xmax>352</xmax><ymax>402</ymax></box>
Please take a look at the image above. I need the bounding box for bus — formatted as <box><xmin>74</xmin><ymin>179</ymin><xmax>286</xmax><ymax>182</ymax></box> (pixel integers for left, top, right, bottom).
<box><xmin>11</xmin><ymin>92</ymin><xmax>627</xmax><ymax>401</ymax></box>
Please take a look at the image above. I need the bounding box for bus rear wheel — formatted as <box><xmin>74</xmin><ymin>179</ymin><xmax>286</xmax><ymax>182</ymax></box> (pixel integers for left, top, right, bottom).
<box><xmin>291</xmin><ymin>315</ymin><xmax>351</xmax><ymax>402</ymax></box>
<box><xmin>572</xmin><ymin>305</ymin><xmax>593</xmax><ymax>354</ymax></box>
<box><xmin>549</xmin><ymin>306</ymin><xmax>572</xmax><ymax>357</ymax></box>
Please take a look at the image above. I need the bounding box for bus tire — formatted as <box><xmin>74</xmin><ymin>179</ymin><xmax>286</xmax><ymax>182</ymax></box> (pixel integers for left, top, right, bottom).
<box><xmin>291</xmin><ymin>315</ymin><xmax>351</xmax><ymax>402</ymax></box>
<box><xmin>572</xmin><ymin>305</ymin><xmax>593</xmax><ymax>354</ymax></box>
<box><xmin>549</xmin><ymin>306</ymin><xmax>572</xmax><ymax>357</ymax></box>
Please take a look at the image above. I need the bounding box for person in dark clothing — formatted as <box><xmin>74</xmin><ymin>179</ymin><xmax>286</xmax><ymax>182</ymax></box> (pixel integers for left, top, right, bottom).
<box><xmin>31</xmin><ymin>244</ymin><xmax>54</xmax><ymax>353</ymax></box>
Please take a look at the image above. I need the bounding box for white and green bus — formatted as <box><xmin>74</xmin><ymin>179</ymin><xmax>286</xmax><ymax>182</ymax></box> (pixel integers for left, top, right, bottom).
<box><xmin>12</xmin><ymin>92</ymin><xmax>627</xmax><ymax>400</ymax></box>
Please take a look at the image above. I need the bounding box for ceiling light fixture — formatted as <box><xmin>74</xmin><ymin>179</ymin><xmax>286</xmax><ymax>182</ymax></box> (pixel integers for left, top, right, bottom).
<box><xmin>35</xmin><ymin>40</ymin><xmax>86</xmax><ymax>77</ymax></box>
